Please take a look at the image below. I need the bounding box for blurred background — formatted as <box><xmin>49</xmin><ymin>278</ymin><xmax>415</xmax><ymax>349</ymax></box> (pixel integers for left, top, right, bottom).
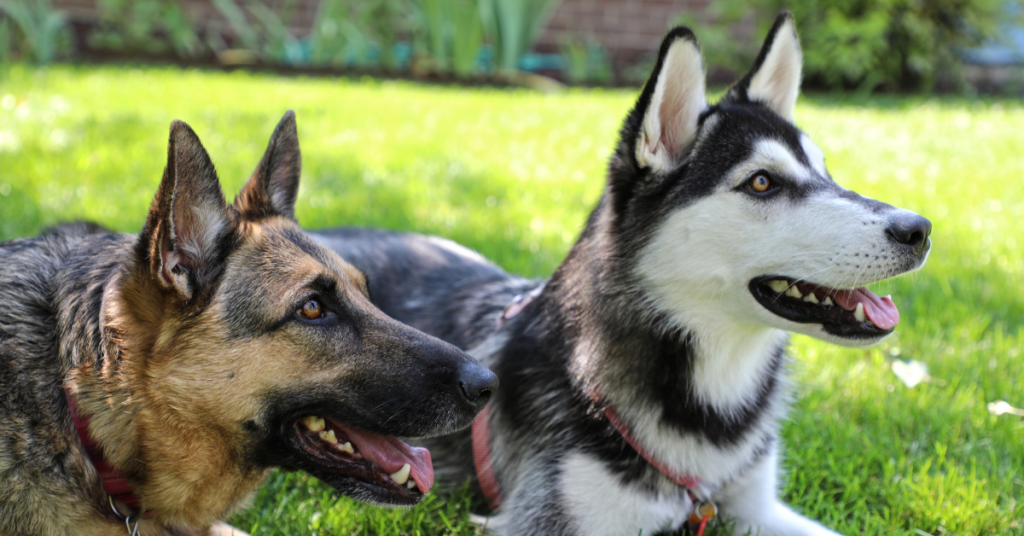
<box><xmin>0</xmin><ymin>0</ymin><xmax>1022</xmax><ymax>92</ymax></box>
<box><xmin>1</xmin><ymin>2</ymin><xmax>1023</xmax><ymax>535</ymax></box>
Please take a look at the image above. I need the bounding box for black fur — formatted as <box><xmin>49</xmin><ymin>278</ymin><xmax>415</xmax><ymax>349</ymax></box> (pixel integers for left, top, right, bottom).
<box><xmin>0</xmin><ymin>113</ymin><xmax>498</xmax><ymax>534</ymax></box>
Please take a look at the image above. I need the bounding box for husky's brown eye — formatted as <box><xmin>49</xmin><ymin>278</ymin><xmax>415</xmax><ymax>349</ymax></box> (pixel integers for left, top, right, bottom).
<box><xmin>747</xmin><ymin>174</ymin><xmax>772</xmax><ymax>193</ymax></box>
<box><xmin>299</xmin><ymin>300</ymin><xmax>323</xmax><ymax>320</ymax></box>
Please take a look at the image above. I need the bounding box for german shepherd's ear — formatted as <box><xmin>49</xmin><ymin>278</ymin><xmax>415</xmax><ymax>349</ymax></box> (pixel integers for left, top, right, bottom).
<box><xmin>235</xmin><ymin>110</ymin><xmax>301</xmax><ymax>220</ymax></box>
<box><xmin>140</xmin><ymin>120</ymin><xmax>232</xmax><ymax>302</ymax></box>
<box><xmin>726</xmin><ymin>12</ymin><xmax>802</xmax><ymax>122</ymax></box>
<box><xmin>630</xmin><ymin>27</ymin><xmax>707</xmax><ymax>175</ymax></box>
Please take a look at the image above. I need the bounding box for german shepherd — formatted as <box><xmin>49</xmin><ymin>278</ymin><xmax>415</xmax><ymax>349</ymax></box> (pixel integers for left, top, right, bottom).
<box><xmin>315</xmin><ymin>13</ymin><xmax>931</xmax><ymax>536</ymax></box>
<box><xmin>0</xmin><ymin>112</ymin><xmax>497</xmax><ymax>535</ymax></box>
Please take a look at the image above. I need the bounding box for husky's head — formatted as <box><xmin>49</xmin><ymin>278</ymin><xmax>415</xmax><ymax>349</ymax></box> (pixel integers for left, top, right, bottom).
<box><xmin>611</xmin><ymin>13</ymin><xmax>931</xmax><ymax>347</ymax></box>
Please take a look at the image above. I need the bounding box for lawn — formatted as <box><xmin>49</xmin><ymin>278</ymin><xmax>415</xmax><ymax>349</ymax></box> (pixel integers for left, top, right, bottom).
<box><xmin>0</xmin><ymin>64</ymin><xmax>1021</xmax><ymax>535</ymax></box>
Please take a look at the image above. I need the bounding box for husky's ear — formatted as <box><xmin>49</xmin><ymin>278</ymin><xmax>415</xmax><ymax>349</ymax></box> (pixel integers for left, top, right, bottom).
<box><xmin>631</xmin><ymin>27</ymin><xmax>707</xmax><ymax>175</ymax></box>
<box><xmin>235</xmin><ymin>110</ymin><xmax>301</xmax><ymax>220</ymax></box>
<box><xmin>141</xmin><ymin>120</ymin><xmax>232</xmax><ymax>302</ymax></box>
<box><xmin>727</xmin><ymin>12</ymin><xmax>802</xmax><ymax>121</ymax></box>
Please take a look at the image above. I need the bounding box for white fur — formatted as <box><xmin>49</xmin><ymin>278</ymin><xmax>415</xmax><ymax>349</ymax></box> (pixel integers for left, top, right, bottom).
<box><xmin>800</xmin><ymin>134</ymin><xmax>827</xmax><ymax>177</ymax></box>
<box><xmin>636</xmin><ymin>138</ymin><xmax>922</xmax><ymax>348</ymax></box>
<box><xmin>179</xmin><ymin>203</ymin><xmax>226</xmax><ymax>263</ymax></box>
<box><xmin>161</xmin><ymin>203</ymin><xmax>226</xmax><ymax>300</ymax></box>
<box><xmin>747</xmin><ymin>17</ymin><xmax>802</xmax><ymax>122</ymax></box>
<box><xmin>716</xmin><ymin>447</ymin><xmax>841</xmax><ymax>536</ymax></box>
<box><xmin>559</xmin><ymin>452</ymin><xmax>693</xmax><ymax>535</ymax></box>
<box><xmin>637</xmin><ymin>37</ymin><xmax>706</xmax><ymax>173</ymax></box>
<box><xmin>611</xmin><ymin>388</ymin><xmax>783</xmax><ymax>485</ymax></box>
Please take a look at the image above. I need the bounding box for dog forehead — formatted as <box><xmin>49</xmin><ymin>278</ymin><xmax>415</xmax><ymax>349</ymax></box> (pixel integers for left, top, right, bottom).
<box><xmin>747</xmin><ymin>139</ymin><xmax>818</xmax><ymax>183</ymax></box>
<box><xmin>696</xmin><ymin>106</ymin><xmax>828</xmax><ymax>186</ymax></box>
<box><xmin>799</xmin><ymin>134</ymin><xmax>828</xmax><ymax>177</ymax></box>
<box><xmin>230</xmin><ymin>224</ymin><xmax>365</xmax><ymax>298</ymax></box>
<box><xmin>216</xmin><ymin>224</ymin><xmax>369</xmax><ymax>338</ymax></box>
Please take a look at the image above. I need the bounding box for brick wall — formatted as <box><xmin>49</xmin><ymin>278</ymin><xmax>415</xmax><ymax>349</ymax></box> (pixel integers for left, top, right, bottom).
<box><xmin>536</xmin><ymin>0</ymin><xmax>709</xmax><ymax>64</ymax></box>
<box><xmin>52</xmin><ymin>0</ymin><xmax>709</xmax><ymax>74</ymax></box>
<box><xmin>54</xmin><ymin>0</ymin><xmax>321</xmax><ymax>37</ymax></box>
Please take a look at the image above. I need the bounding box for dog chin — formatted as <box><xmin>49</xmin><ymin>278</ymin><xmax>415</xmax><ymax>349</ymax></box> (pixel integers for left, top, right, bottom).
<box><xmin>794</xmin><ymin>323</ymin><xmax>891</xmax><ymax>348</ymax></box>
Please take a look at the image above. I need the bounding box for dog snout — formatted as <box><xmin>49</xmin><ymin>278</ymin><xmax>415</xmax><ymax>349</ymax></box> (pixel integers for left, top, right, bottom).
<box><xmin>886</xmin><ymin>213</ymin><xmax>931</xmax><ymax>256</ymax></box>
<box><xmin>457</xmin><ymin>361</ymin><xmax>498</xmax><ymax>410</ymax></box>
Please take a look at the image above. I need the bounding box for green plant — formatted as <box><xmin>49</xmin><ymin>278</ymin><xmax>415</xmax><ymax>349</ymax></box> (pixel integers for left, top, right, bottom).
<box><xmin>246</xmin><ymin>0</ymin><xmax>303</xmax><ymax>64</ymax></box>
<box><xmin>0</xmin><ymin>17</ymin><xmax>10</xmax><ymax>64</ymax></box>
<box><xmin>358</xmin><ymin>0</ymin><xmax>408</xmax><ymax>71</ymax></box>
<box><xmin>479</xmin><ymin>0</ymin><xmax>560</xmax><ymax>72</ymax></box>
<box><xmin>414</xmin><ymin>0</ymin><xmax>484</xmax><ymax>75</ymax></box>
<box><xmin>309</xmin><ymin>0</ymin><xmax>357</xmax><ymax>67</ymax></box>
<box><xmin>560</xmin><ymin>35</ymin><xmax>611</xmax><ymax>84</ymax></box>
<box><xmin>0</xmin><ymin>0</ymin><xmax>68</xmax><ymax>64</ymax></box>
<box><xmin>89</xmin><ymin>0</ymin><xmax>203</xmax><ymax>58</ymax></box>
<box><xmin>674</xmin><ymin>0</ymin><xmax>1024</xmax><ymax>92</ymax></box>
<box><xmin>308</xmin><ymin>0</ymin><xmax>409</xmax><ymax>70</ymax></box>
<box><xmin>210</xmin><ymin>0</ymin><xmax>305</xmax><ymax>64</ymax></box>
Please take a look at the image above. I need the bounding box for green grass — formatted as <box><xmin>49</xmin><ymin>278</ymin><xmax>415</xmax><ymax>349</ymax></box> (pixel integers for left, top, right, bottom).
<box><xmin>1</xmin><ymin>63</ymin><xmax>1022</xmax><ymax>535</ymax></box>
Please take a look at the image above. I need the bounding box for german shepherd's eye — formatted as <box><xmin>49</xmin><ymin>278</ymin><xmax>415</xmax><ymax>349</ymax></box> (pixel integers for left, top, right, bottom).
<box><xmin>742</xmin><ymin>173</ymin><xmax>778</xmax><ymax>196</ymax></box>
<box><xmin>298</xmin><ymin>299</ymin><xmax>324</xmax><ymax>320</ymax></box>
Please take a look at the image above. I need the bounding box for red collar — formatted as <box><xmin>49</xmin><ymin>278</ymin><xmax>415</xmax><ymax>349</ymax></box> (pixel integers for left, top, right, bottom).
<box><xmin>471</xmin><ymin>404</ymin><xmax>503</xmax><ymax>510</ymax></box>
<box><xmin>474</xmin><ymin>290</ymin><xmax>710</xmax><ymax>533</ymax></box>
<box><xmin>477</xmin><ymin>286</ymin><xmax>701</xmax><ymax>507</ymax></box>
<box><xmin>471</xmin><ymin>399</ymin><xmax>701</xmax><ymax>512</ymax></box>
<box><xmin>601</xmin><ymin>405</ymin><xmax>701</xmax><ymax>489</ymax></box>
<box><xmin>64</xmin><ymin>388</ymin><xmax>147</xmax><ymax>515</ymax></box>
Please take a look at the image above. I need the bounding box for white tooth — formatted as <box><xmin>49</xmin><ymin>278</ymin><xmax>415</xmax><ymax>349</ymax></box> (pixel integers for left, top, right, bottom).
<box><xmin>389</xmin><ymin>463</ymin><xmax>411</xmax><ymax>485</ymax></box>
<box><xmin>785</xmin><ymin>285</ymin><xmax>803</xmax><ymax>299</ymax></box>
<box><xmin>803</xmin><ymin>293</ymin><xmax>819</xmax><ymax>304</ymax></box>
<box><xmin>823</xmin><ymin>296</ymin><xmax>834</xmax><ymax>306</ymax></box>
<box><xmin>407</xmin><ymin>480</ymin><xmax>417</xmax><ymax>490</ymax></box>
<box><xmin>318</xmin><ymin>429</ymin><xmax>337</xmax><ymax>445</ymax></box>
<box><xmin>300</xmin><ymin>416</ymin><xmax>325</xmax><ymax>433</ymax></box>
<box><xmin>767</xmin><ymin>280</ymin><xmax>789</xmax><ymax>293</ymax></box>
<box><xmin>337</xmin><ymin>441</ymin><xmax>354</xmax><ymax>454</ymax></box>
<box><xmin>854</xmin><ymin>303</ymin><xmax>866</xmax><ymax>322</ymax></box>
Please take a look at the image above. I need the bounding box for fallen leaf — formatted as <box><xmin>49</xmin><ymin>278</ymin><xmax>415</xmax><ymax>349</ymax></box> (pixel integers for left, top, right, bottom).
<box><xmin>987</xmin><ymin>400</ymin><xmax>1024</xmax><ymax>417</ymax></box>
<box><xmin>891</xmin><ymin>359</ymin><xmax>930</xmax><ymax>388</ymax></box>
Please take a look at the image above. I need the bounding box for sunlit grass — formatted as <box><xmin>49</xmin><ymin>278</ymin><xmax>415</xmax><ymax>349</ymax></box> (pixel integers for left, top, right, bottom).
<box><xmin>0</xmin><ymin>64</ymin><xmax>1021</xmax><ymax>535</ymax></box>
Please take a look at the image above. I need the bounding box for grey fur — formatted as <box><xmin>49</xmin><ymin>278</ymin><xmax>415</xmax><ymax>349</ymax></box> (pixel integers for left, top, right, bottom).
<box><xmin>314</xmin><ymin>14</ymin><xmax>931</xmax><ymax>536</ymax></box>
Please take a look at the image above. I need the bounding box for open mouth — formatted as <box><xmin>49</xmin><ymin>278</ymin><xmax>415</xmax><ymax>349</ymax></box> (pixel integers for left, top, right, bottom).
<box><xmin>287</xmin><ymin>415</ymin><xmax>433</xmax><ymax>504</ymax></box>
<box><xmin>749</xmin><ymin>276</ymin><xmax>900</xmax><ymax>339</ymax></box>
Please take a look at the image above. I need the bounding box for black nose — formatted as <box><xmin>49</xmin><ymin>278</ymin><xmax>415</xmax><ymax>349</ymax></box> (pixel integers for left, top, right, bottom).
<box><xmin>458</xmin><ymin>362</ymin><xmax>498</xmax><ymax>409</ymax></box>
<box><xmin>886</xmin><ymin>213</ymin><xmax>932</xmax><ymax>254</ymax></box>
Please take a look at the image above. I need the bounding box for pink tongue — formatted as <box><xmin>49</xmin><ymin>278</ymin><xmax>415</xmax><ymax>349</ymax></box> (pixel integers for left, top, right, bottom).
<box><xmin>830</xmin><ymin>288</ymin><xmax>900</xmax><ymax>330</ymax></box>
<box><xmin>329</xmin><ymin>419</ymin><xmax>434</xmax><ymax>493</ymax></box>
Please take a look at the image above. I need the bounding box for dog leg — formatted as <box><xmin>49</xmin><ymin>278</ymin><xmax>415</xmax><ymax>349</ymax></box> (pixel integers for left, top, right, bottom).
<box><xmin>715</xmin><ymin>447</ymin><xmax>844</xmax><ymax>536</ymax></box>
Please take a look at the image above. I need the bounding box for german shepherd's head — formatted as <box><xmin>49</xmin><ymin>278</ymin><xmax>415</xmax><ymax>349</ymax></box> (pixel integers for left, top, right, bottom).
<box><xmin>91</xmin><ymin>112</ymin><xmax>495</xmax><ymax>524</ymax></box>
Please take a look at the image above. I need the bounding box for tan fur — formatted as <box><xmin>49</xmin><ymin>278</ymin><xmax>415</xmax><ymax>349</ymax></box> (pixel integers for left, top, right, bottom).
<box><xmin>69</xmin><ymin>218</ymin><xmax>378</xmax><ymax>529</ymax></box>
<box><xmin>1</xmin><ymin>112</ymin><xmax>492</xmax><ymax>535</ymax></box>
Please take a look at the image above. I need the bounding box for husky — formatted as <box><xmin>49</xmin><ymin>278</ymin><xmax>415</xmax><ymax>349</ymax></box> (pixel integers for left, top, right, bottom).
<box><xmin>0</xmin><ymin>112</ymin><xmax>497</xmax><ymax>536</ymax></box>
<box><xmin>314</xmin><ymin>12</ymin><xmax>931</xmax><ymax>536</ymax></box>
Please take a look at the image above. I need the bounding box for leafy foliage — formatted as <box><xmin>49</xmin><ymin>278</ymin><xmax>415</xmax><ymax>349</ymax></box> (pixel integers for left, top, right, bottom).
<box><xmin>88</xmin><ymin>0</ymin><xmax>203</xmax><ymax>58</ymax></box>
<box><xmin>480</xmin><ymin>0</ymin><xmax>560</xmax><ymax>72</ymax></box>
<box><xmin>675</xmin><ymin>0</ymin><xmax>1024</xmax><ymax>92</ymax></box>
<box><xmin>412</xmin><ymin>0</ymin><xmax>485</xmax><ymax>76</ymax></box>
<box><xmin>560</xmin><ymin>36</ymin><xmax>612</xmax><ymax>84</ymax></box>
<box><xmin>0</xmin><ymin>0</ymin><xmax>69</xmax><ymax>64</ymax></box>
